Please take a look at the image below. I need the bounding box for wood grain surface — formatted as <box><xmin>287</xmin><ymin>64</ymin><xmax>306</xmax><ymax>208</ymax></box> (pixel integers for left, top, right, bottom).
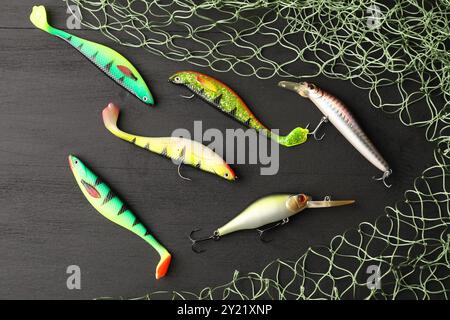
<box><xmin>0</xmin><ymin>1</ymin><xmax>435</xmax><ymax>299</ymax></box>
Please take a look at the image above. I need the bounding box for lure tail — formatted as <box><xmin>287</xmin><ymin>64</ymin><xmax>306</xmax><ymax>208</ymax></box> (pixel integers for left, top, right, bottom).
<box><xmin>271</xmin><ymin>127</ymin><xmax>309</xmax><ymax>147</ymax></box>
<box><xmin>30</xmin><ymin>5</ymin><xmax>51</xmax><ymax>32</ymax></box>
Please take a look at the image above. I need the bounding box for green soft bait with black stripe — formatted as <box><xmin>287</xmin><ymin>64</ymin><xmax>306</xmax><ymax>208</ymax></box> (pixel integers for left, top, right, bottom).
<box><xmin>68</xmin><ymin>155</ymin><xmax>171</xmax><ymax>279</ymax></box>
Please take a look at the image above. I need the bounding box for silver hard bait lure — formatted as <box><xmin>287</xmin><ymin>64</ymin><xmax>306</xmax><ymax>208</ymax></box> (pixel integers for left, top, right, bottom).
<box><xmin>189</xmin><ymin>194</ymin><xmax>355</xmax><ymax>252</ymax></box>
<box><xmin>279</xmin><ymin>81</ymin><xmax>392</xmax><ymax>188</ymax></box>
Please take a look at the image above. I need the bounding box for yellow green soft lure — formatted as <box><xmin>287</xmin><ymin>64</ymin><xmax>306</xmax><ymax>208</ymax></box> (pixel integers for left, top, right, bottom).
<box><xmin>30</xmin><ymin>5</ymin><xmax>154</xmax><ymax>105</ymax></box>
<box><xmin>102</xmin><ymin>103</ymin><xmax>237</xmax><ymax>181</ymax></box>
<box><xmin>68</xmin><ymin>155</ymin><xmax>171</xmax><ymax>279</ymax></box>
<box><xmin>169</xmin><ymin>71</ymin><xmax>309</xmax><ymax>147</ymax></box>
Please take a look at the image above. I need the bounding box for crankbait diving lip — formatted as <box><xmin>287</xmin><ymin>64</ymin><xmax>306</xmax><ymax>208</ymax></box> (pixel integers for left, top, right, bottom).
<box><xmin>68</xmin><ymin>155</ymin><xmax>74</xmax><ymax>171</ymax></box>
<box><xmin>168</xmin><ymin>74</ymin><xmax>177</xmax><ymax>83</ymax></box>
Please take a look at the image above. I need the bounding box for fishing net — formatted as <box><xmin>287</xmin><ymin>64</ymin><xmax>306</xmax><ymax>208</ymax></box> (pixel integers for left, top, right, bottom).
<box><xmin>64</xmin><ymin>0</ymin><xmax>450</xmax><ymax>299</ymax></box>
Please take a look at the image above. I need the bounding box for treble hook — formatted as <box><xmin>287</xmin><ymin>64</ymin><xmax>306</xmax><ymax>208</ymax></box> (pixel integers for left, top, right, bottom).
<box><xmin>307</xmin><ymin>116</ymin><xmax>328</xmax><ymax>141</ymax></box>
<box><xmin>181</xmin><ymin>93</ymin><xmax>195</xmax><ymax>99</ymax></box>
<box><xmin>256</xmin><ymin>218</ymin><xmax>289</xmax><ymax>242</ymax></box>
<box><xmin>373</xmin><ymin>169</ymin><xmax>392</xmax><ymax>188</ymax></box>
<box><xmin>177</xmin><ymin>162</ymin><xmax>192</xmax><ymax>181</ymax></box>
<box><xmin>189</xmin><ymin>229</ymin><xmax>220</xmax><ymax>253</ymax></box>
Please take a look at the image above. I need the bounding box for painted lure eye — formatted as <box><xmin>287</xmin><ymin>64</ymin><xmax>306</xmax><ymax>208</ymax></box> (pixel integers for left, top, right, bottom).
<box><xmin>143</xmin><ymin>96</ymin><xmax>148</xmax><ymax>102</ymax></box>
<box><xmin>174</xmin><ymin>76</ymin><xmax>181</xmax><ymax>83</ymax></box>
<box><xmin>224</xmin><ymin>173</ymin><xmax>229</xmax><ymax>178</ymax></box>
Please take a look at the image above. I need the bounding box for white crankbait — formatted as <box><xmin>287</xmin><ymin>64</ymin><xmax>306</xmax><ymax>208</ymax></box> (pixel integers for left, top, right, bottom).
<box><xmin>279</xmin><ymin>81</ymin><xmax>392</xmax><ymax>188</ymax></box>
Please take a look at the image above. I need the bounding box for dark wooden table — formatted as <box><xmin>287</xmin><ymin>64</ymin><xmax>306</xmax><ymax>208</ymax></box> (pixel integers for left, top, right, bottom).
<box><xmin>0</xmin><ymin>1</ymin><xmax>435</xmax><ymax>299</ymax></box>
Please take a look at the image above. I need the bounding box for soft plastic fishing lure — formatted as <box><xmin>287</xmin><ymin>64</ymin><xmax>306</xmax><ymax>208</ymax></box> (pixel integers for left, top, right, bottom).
<box><xmin>68</xmin><ymin>155</ymin><xmax>171</xmax><ymax>279</ymax></box>
<box><xmin>189</xmin><ymin>194</ymin><xmax>354</xmax><ymax>252</ymax></box>
<box><xmin>30</xmin><ymin>5</ymin><xmax>154</xmax><ymax>105</ymax></box>
<box><xmin>169</xmin><ymin>71</ymin><xmax>309</xmax><ymax>147</ymax></box>
<box><xmin>279</xmin><ymin>81</ymin><xmax>392</xmax><ymax>187</ymax></box>
<box><xmin>102</xmin><ymin>103</ymin><xmax>236</xmax><ymax>181</ymax></box>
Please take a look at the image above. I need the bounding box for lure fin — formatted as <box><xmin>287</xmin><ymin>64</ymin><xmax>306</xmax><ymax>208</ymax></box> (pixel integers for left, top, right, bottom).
<box><xmin>30</xmin><ymin>5</ymin><xmax>50</xmax><ymax>32</ymax></box>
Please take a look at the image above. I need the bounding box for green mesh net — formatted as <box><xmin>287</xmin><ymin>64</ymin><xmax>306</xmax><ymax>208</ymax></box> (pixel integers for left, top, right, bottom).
<box><xmin>64</xmin><ymin>0</ymin><xmax>450</xmax><ymax>299</ymax></box>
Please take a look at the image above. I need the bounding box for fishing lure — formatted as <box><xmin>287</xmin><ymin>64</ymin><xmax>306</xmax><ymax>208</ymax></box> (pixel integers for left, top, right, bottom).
<box><xmin>279</xmin><ymin>81</ymin><xmax>392</xmax><ymax>188</ymax></box>
<box><xmin>189</xmin><ymin>194</ymin><xmax>354</xmax><ymax>252</ymax></box>
<box><xmin>169</xmin><ymin>71</ymin><xmax>309</xmax><ymax>147</ymax></box>
<box><xmin>102</xmin><ymin>103</ymin><xmax>237</xmax><ymax>181</ymax></box>
<box><xmin>30</xmin><ymin>5</ymin><xmax>154</xmax><ymax>105</ymax></box>
<box><xmin>68</xmin><ymin>155</ymin><xmax>171</xmax><ymax>279</ymax></box>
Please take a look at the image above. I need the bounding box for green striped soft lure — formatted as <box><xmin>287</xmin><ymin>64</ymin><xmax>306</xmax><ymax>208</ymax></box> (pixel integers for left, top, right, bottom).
<box><xmin>102</xmin><ymin>103</ymin><xmax>237</xmax><ymax>181</ymax></box>
<box><xmin>30</xmin><ymin>5</ymin><xmax>154</xmax><ymax>105</ymax></box>
<box><xmin>189</xmin><ymin>194</ymin><xmax>355</xmax><ymax>253</ymax></box>
<box><xmin>169</xmin><ymin>71</ymin><xmax>309</xmax><ymax>147</ymax></box>
<box><xmin>68</xmin><ymin>155</ymin><xmax>171</xmax><ymax>279</ymax></box>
